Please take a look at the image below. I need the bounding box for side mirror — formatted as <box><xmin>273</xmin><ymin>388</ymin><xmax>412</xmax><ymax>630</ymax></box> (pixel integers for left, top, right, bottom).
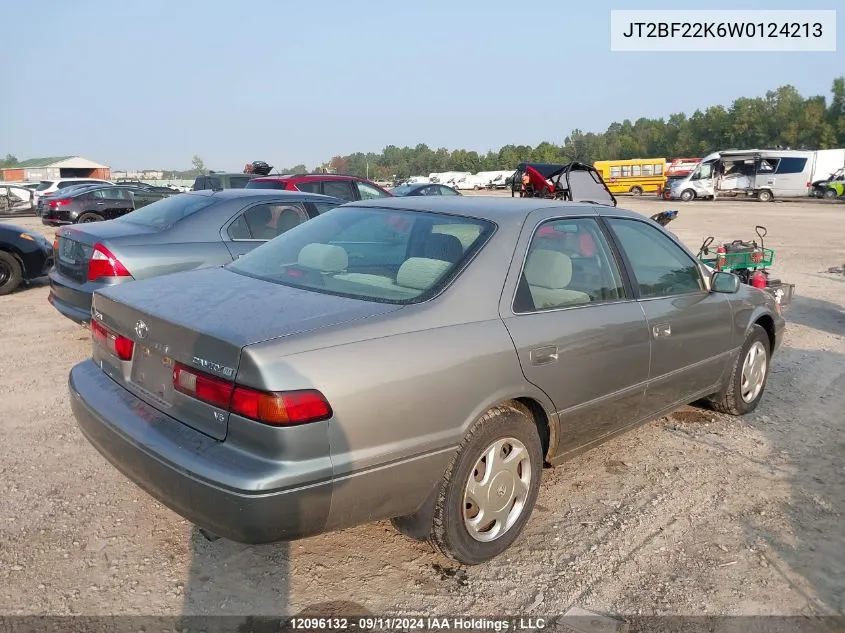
<box><xmin>711</xmin><ymin>271</ymin><xmax>740</xmax><ymax>294</ymax></box>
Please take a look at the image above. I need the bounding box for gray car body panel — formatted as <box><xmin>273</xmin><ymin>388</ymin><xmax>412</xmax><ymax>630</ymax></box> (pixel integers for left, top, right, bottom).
<box><xmin>70</xmin><ymin>196</ymin><xmax>785</xmax><ymax>543</ymax></box>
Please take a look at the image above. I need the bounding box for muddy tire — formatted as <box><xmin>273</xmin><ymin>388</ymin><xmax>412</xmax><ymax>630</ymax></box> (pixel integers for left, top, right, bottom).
<box><xmin>77</xmin><ymin>213</ymin><xmax>104</xmax><ymax>223</ymax></box>
<box><xmin>404</xmin><ymin>403</ymin><xmax>544</xmax><ymax>565</ymax></box>
<box><xmin>0</xmin><ymin>251</ymin><xmax>23</xmax><ymax>296</ymax></box>
<box><xmin>707</xmin><ymin>324</ymin><xmax>771</xmax><ymax>416</ymax></box>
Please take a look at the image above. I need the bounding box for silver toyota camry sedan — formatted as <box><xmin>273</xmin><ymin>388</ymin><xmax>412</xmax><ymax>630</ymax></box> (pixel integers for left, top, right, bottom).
<box><xmin>68</xmin><ymin>196</ymin><xmax>784</xmax><ymax>565</ymax></box>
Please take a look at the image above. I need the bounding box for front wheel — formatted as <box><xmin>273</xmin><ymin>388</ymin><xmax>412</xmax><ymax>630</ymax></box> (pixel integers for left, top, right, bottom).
<box><xmin>823</xmin><ymin>189</ymin><xmax>837</xmax><ymax>200</ymax></box>
<box><xmin>395</xmin><ymin>403</ymin><xmax>543</xmax><ymax>565</ymax></box>
<box><xmin>680</xmin><ymin>189</ymin><xmax>695</xmax><ymax>202</ymax></box>
<box><xmin>757</xmin><ymin>190</ymin><xmax>773</xmax><ymax>202</ymax></box>
<box><xmin>630</xmin><ymin>186</ymin><xmax>643</xmax><ymax>196</ymax></box>
<box><xmin>706</xmin><ymin>324</ymin><xmax>770</xmax><ymax>416</ymax></box>
<box><xmin>0</xmin><ymin>251</ymin><xmax>23</xmax><ymax>296</ymax></box>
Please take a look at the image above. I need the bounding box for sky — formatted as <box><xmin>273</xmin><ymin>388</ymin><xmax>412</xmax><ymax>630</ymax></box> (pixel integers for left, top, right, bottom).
<box><xmin>1</xmin><ymin>0</ymin><xmax>842</xmax><ymax>172</ymax></box>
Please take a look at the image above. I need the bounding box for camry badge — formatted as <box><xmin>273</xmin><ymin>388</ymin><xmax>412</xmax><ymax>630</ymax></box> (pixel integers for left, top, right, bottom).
<box><xmin>135</xmin><ymin>320</ymin><xmax>149</xmax><ymax>340</ymax></box>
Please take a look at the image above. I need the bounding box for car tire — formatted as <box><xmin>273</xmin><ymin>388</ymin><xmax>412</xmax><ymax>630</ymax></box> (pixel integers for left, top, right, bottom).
<box><xmin>707</xmin><ymin>324</ymin><xmax>770</xmax><ymax>416</ymax></box>
<box><xmin>757</xmin><ymin>190</ymin><xmax>773</xmax><ymax>202</ymax></box>
<box><xmin>0</xmin><ymin>250</ymin><xmax>23</xmax><ymax>296</ymax></box>
<box><xmin>415</xmin><ymin>402</ymin><xmax>543</xmax><ymax>565</ymax></box>
<box><xmin>680</xmin><ymin>189</ymin><xmax>695</xmax><ymax>202</ymax></box>
<box><xmin>630</xmin><ymin>186</ymin><xmax>643</xmax><ymax>196</ymax></box>
<box><xmin>823</xmin><ymin>189</ymin><xmax>837</xmax><ymax>200</ymax></box>
<box><xmin>77</xmin><ymin>212</ymin><xmax>104</xmax><ymax>223</ymax></box>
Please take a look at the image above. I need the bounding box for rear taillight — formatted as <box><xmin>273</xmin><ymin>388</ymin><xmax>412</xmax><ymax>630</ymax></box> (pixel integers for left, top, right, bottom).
<box><xmin>52</xmin><ymin>236</ymin><xmax>58</xmax><ymax>252</ymax></box>
<box><xmin>91</xmin><ymin>319</ymin><xmax>134</xmax><ymax>361</ymax></box>
<box><xmin>48</xmin><ymin>198</ymin><xmax>72</xmax><ymax>208</ymax></box>
<box><xmin>88</xmin><ymin>243</ymin><xmax>131</xmax><ymax>281</ymax></box>
<box><xmin>172</xmin><ymin>363</ymin><xmax>332</xmax><ymax>426</ymax></box>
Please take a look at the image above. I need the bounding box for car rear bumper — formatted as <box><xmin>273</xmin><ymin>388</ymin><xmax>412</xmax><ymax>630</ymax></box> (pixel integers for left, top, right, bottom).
<box><xmin>69</xmin><ymin>360</ymin><xmax>333</xmax><ymax>543</ymax></box>
<box><xmin>48</xmin><ymin>269</ymin><xmax>95</xmax><ymax>323</ymax></box>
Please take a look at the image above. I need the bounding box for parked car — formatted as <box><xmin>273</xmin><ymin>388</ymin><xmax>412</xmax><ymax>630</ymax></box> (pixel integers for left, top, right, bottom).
<box><xmin>49</xmin><ymin>189</ymin><xmax>344</xmax><ymax>324</ymax></box>
<box><xmin>0</xmin><ymin>223</ymin><xmax>54</xmax><ymax>295</ymax></box>
<box><xmin>40</xmin><ymin>184</ymin><xmax>178</xmax><ymax>226</ymax></box>
<box><xmin>68</xmin><ymin>196</ymin><xmax>784</xmax><ymax>565</ymax></box>
<box><xmin>0</xmin><ymin>183</ymin><xmax>37</xmax><ymax>216</ymax></box>
<box><xmin>33</xmin><ymin>178</ymin><xmax>113</xmax><ymax>202</ymax></box>
<box><xmin>246</xmin><ymin>173</ymin><xmax>392</xmax><ymax>202</ymax></box>
<box><xmin>390</xmin><ymin>183</ymin><xmax>462</xmax><ymax>197</ymax></box>
<box><xmin>116</xmin><ymin>180</ymin><xmax>181</xmax><ymax>193</ymax></box>
<box><xmin>191</xmin><ymin>172</ymin><xmax>255</xmax><ymax>191</ymax></box>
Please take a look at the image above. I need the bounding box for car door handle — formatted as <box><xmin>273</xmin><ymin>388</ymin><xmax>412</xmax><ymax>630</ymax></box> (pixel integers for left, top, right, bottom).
<box><xmin>96</xmin><ymin>201</ymin><xmax>105</xmax><ymax>205</ymax></box>
<box><xmin>653</xmin><ymin>323</ymin><xmax>671</xmax><ymax>338</ymax></box>
<box><xmin>530</xmin><ymin>345</ymin><xmax>559</xmax><ymax>365</ymax></box>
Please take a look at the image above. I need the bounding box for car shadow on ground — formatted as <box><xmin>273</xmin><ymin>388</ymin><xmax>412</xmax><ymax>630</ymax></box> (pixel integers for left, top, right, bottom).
<box><xmin>784</xmin><ymin>296</ymin><xmax>845</xmax><ymax>337</ymax></box>
<box><xmin>742</xmin><ymin>347</ymin><xmax>845</xmax><ymax>615</ymax></box>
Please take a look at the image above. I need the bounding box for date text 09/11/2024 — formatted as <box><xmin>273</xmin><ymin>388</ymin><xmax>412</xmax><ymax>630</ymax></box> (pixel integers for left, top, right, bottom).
<box><xmin>288</xmin><ymin>617</ymin><xmax>548</xmax><ymax>630</ymax></box>
<box><xmin>621</xmin><ymin>21</ymin><xmax>823</xmax><ymax>39</ymax></box>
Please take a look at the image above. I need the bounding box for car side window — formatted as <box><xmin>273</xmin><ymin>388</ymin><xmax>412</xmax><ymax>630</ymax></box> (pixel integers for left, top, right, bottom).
<box><xmin>357</xmin><ymin>182</ymin><xmax>387</xmax><ymax>199</ymax></box>
<box><xmin>227</xmin><ymin>214</ymin><xmax>252</xmax><ymax>240</ymax></box>
<box><xmin>440</xmin><ymin>186</ymin><xmax>458</xmax><ymax>195</ymax></box>
<box><xmin>94</xmin><ymin>188</ymin><xmax>123</xmax><ymax>200</ymax></box>
<box><xmin>322</xmin><ymin>180</ymin><xmax>356</xmax><ymax>201</ymax></box>
<box><xmin>295</xmin><ymin>181</ymin><xmax>321</xmax><ymax>194</ymax></box>
<box><xmin>243</xmin><ymin>203</ymin><xmax>309</xmax><ymax>241</ymax></box>
<box><xmin>514</xmin><ymin>218</ymin><xmax>626</xmax><ymax>313</ymax></box>
<box><xmin>605</xmin><ymin>217</ymin><xmax>703</xmax><ymax>298</ymax></box>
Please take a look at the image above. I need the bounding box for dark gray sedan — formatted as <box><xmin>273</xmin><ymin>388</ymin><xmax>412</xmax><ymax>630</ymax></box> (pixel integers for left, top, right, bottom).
<box><xmin>68</xmin><ymin>197</ymin><xmax>784</xmax><ymax>565</ymax></box>
<box><xmin>49</xmin><ymin>189</ymin><xmax>344</xmax><ymax>324</ymax></box>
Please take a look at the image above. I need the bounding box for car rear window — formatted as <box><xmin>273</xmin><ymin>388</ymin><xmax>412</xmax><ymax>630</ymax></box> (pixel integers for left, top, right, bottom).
<box><xmin>244</xmin><ymin>180</ymin><xmax>287</xmax><ymax>190</ymax></box>
<box><xmin>115</xmin><ymin>193</ymin><xmax>216</xmax><ymax>229</ymax></box>
<box><xmin>228</xmin><ymin>206</ymin><xmax>495</xmax><ymax>305</ymax></box>
<box><xmin>228</xmin><ymin>176</ymin><xmax>253</xmax><ymax>189</ymax></box>
<box><xmin>35</xmin><ymin>181</ymin><xmax>54</xmax><ymax>191</ymax></box>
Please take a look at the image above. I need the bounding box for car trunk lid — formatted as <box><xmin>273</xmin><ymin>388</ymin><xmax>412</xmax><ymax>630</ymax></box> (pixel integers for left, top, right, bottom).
<box><xmin>91</xmin><ymin>266</ymin><xmax>404</xmax><ymax>440</ymax></box>
<box><xmin>54</xmin><ymin>223</ymin><xmax>160</xmax><ymax>283</ymax></box>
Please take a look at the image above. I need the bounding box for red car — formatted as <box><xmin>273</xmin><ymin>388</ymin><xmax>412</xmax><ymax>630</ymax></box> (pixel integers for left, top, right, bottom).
<box><xmin>245</xmin><ymin>173</ymin><xmax>392</xmax><ymax>202</ymax></box>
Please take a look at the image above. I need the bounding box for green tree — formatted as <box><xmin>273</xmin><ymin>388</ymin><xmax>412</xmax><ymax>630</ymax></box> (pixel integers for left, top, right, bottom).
<box><xmin>191</xmin><ymin>155</ymin><xmax>206</xmax><ymax>175</ymax></box>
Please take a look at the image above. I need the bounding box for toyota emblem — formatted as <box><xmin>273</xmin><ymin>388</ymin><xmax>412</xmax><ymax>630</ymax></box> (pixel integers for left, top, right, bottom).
<box><xmin>135</xmin><ymin>320</ymin><xmax>149</xmax><ymax>340</ymax></box>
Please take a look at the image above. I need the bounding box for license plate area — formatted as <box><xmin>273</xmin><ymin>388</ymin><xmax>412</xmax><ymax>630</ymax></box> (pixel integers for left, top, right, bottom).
<box><xmin>130</xmin><ymin>346</ymin><xmax>174</xmax><ymax>406</ymax></box>
<box><xmin>59</xmin><ymin>238</ymin><xmax>79</xmax><ymax>264</ymax></box>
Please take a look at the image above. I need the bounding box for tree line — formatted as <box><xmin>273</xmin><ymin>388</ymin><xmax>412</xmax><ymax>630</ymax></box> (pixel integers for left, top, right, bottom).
<box><xmin>4</xmin><ymin>78</ymin><xmax>844</xmax><ymax>179</ymax></box>
<box><xmin>288</xmin><ymin>78</ymin><xmax>845</xmax><ymax>180</ymax></box>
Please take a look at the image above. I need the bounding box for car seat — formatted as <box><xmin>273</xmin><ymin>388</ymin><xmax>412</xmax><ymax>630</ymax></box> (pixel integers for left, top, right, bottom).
<box><xmin>523</xmin><ymin>249</ymin><xmax>590</xmax><ymax>309</ymax></box>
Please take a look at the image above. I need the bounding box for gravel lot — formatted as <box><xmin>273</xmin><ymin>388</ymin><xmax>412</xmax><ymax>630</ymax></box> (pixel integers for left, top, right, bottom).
<box><xmin>0</xmin><ymin>194</ymin><xmax>843</xmax><ymax>619</ymax></box>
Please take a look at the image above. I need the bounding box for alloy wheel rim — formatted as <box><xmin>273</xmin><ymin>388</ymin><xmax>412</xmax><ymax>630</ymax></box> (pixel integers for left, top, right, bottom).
<box><xmin>463</xmin><ymin>437</ymin><xmax>531</xmax><ymax>542</ymax></box>
<box><xmin>740</xmin><ymin>341</ymin><xmax>767</xmax><ymax>403</ymax></box>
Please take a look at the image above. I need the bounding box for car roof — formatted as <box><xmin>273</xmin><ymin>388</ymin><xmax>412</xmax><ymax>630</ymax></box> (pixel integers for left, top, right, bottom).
<box><xmin>252</xmin><ymin>173</ymin><xmax>368</xmax><ymax>182</ymax></box>
<box><xmin>178</xmin><ymin>188</ymin><xmax>342</xmax><ymax>202</ymax></box>
<box><xmin>340</xmin><ymin>196</ymin><xmax>637</xmax><ymax>223</ymax></box>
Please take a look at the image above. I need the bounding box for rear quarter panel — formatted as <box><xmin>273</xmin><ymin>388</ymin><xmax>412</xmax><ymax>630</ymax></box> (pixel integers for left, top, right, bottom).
<box><xmin>112</xmin><ymin>241</ymin><xmax>233</xmax><ymax>280</ymax></box>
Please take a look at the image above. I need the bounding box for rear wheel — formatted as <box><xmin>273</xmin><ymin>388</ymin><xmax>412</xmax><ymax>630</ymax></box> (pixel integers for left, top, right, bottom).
<box><xmin>680</xmin><ymin>189</ymin><xmax>695</xmax><ymax>202</ymax></box>
<box><xmin>823</xmin><ymin>188</ymin><xmax>837</xmax><ymax>200</ymax></box>
<box><xmin>706</xmin><ymin>324</ymin><xmax>770</xmax><ymax>416</ymax></box>
<box><xmin>757</xmin><ymin>190</ymin><xmax>773</xmax><ymax>202</ymax></box>
<box><xmin>393</xmin><ymin>403</ymin><xmax>543</xmax><ymax>565</ymax></box>
<box><xmin>77</xmin><ymin>212</ymin><xmax>104</xmax><ymax>223</ymax></box>
<box><xmin>0</xmin><ymin>251</ymin><xmax>23</xmax><ymax>296</ymax></box>
<box><xmin>630</xmin><ymin>186</ymin><xmax>643</xmax><ymax>196</ymax></box>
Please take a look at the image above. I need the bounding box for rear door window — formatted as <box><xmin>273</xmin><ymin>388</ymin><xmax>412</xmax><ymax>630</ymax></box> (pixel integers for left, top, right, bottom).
<box><xmin>294</xmin><ymin>181</ymin><xmax>322</xmax><ymax>194</ymax></box>
<box><xmin>322</xmin><ymin>180</ymin><xmax>357</xmax><ymax>201</ymax></box>
<box><xmin>312</xmin><ymin>201</ymin><xmax>343</xmax><ymax>215</ymax></box>
<box><xmin>243</xmin><ymin>203</ymin><xmax>309</xmax><ymax>240</ymax></box>
<box><xmin>227</xmin><ymin>214</ymin><xmax>253</xmax><ymax>240</ymax></box>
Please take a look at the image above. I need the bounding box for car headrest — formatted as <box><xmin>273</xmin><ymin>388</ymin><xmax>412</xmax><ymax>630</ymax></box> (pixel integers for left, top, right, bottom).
<box><xmin>423</xmin><ymin>233</ymin><xmax>463</xmax><ymax>262</ymax></box>
<box><xmin>396</xmin><ymin>257</ymin><xmax>451</xmax><ymax>290</ymax></box>
<box><xmin>524</xmin><ymin>249</ymin><xmax>572</xmax><ymax>289</ymax></box>
<box><xmin>297</xmin><ymin>243</ymin><xmax>348</xmax><ymax>272</ymax></box>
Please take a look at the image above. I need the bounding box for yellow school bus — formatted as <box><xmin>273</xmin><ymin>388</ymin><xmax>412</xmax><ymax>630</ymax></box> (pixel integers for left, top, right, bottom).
<box><xmin>593</xmin><ymin>158</ymin><xmax>667</xmax><ymax>195</ymax></box>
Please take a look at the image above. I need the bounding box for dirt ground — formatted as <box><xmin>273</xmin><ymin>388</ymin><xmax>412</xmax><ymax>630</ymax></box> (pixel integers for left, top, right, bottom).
<box><xmin>0</xmin><ymin>194</ymin><xmax>843</xmax><ymax>620</ymax></box>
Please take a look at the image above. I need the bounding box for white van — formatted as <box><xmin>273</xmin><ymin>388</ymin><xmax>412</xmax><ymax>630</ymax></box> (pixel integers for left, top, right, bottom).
<box><xmin>34</xmin><ymin>177</ymin><xmax>113</xmax><ymax>201</ymax></box>
<box><xmin>670</xmin><ymin>149</ymin><xmax>817</xmax><ymax>202</ymax></box>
